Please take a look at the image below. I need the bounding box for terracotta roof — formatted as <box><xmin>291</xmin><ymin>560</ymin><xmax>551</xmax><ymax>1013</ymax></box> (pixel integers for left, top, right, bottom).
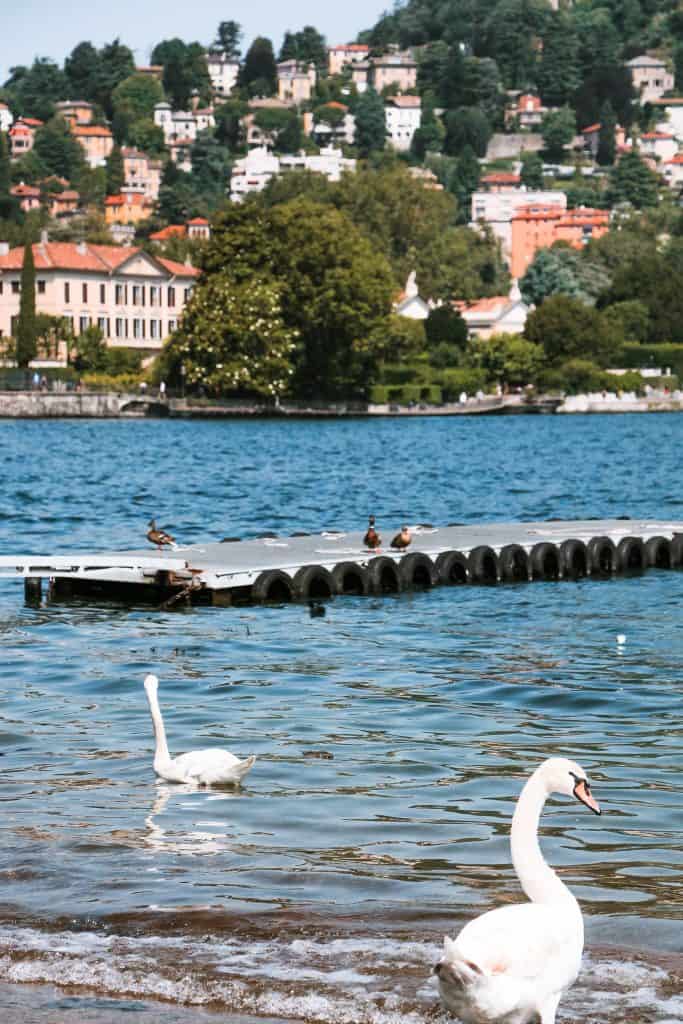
<box><xmin>481</xmin><ymin>172</ymin><xmax>520</xmax><ymax>185</ymax></box>
<box><xmin>105</xmin><ymin>195</ymin><xmax>125</xmax><ymax>206</ymax></box>
<box><xmin>323</xmin><ymin>101</ymin><xmax>349</xmax><ymax>111</ymax></box>
<box><xmin>21</xmin><ymin>117</ymin><xmax>43</xmax><ymax>127</ymax></box>
<box><xmin>157</xmin><ymin>257</ymin><xmax>199</xmax><ymax>278</ymax></box>
<box><xmin>11</xmin><ymin>183</ymin><xmax>40</xmax><ymax>197</ymax></box>
<box><xmin>512</xmin><ymin>203</ymin><xmax>563</xmax><ymax>222</ymax></box>
<box><xmin>187</xmin><ymin>216</ymin><xmax>209</xmax><ymax>225</ymax></box>
<box><xmin>641</xmin><ymin>131</ymin><xmax>675</xmax><ymax>139</ymax></box>
<box><xmin>0</xmin><ymin>241</ymin><xmax>198</xmax><ymax>277</ymax></box>
<box><xmin>72</xmin><ymin>124</ymin><xmax>113</xmax><ymax>137</ymax></box>
<box><xmin>388</xmin><ymin>95</ymin><xmax>421</xmax><ymax>108</ymax></box>
<box><xmin>53</xmin><ymin>189</ymin><xmax>79</xmax><ymax>201</ymax></box>
<box><xmin>649</xmin><ymin>97</ymin><xmax>683</xmax><ymax>106</ymax></box>
<box><xmin>10</xmin><ymin>124</ymin><xmax>33</xmax><ymax>135</ymax></box>
<box><xmin>556</xmin><ymin>208</ymin><xmax>609</xmax><ymax>226</ymax></box>
<box><xmin>454</xmin><ymin>296</ymin><xmax>507</xmax><ymax>314</ymax></box>
<box><xmin>666</xmin><ymin>154</ymin><xmax>683</xmax><ymax>164</ymax></box>
<box><xmin>150</xmin><ymin>225</ymin><xmax>187</xmax><ymax>240</ymax></box>
<box><xmin>329</xmin><ymin>44</ymin><xmax>368</xmax><ymax>52</ymax></box>
<box><xmin>581</xmin><ymin>123</ymin><xmax>601</xmax><ymax>134</ymax></box>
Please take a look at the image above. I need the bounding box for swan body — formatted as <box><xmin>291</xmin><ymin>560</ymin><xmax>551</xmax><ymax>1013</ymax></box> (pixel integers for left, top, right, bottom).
<box><xmin>436</xmin><ymin>757</ymin><xmax>601</xmax><ymax>1024</ymax></box>
<box><xmin>143</xmin><ymin>674</ymin><xmax>256</xmax><ymax>786</ymax></box>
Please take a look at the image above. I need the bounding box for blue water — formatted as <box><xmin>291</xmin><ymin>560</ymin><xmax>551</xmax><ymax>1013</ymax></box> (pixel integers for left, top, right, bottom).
<box><xmin>0</xmin><ymin>415</ymin><xmax>681</xmax><ymax>1023</ymax></box>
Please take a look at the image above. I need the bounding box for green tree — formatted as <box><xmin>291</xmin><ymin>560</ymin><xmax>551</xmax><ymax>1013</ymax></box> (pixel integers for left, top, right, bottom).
<box><xmin>444</xmin><ymin>107</ymin><xmax>491</xmax><ymax>158</ymax></box>
<box><xmin>541</xmin><ymin>107</ymin><xmax>576</xmax><ymax>162</ymax></box>
<box><xmin>278</xmin><ymin>26</ymin><xmax>327</xmax><ymax>71</ymax></box>
<box><xmin>439</xmin><ymin>44</ymin><xmax>465</xmax><ymax>108</ymax></box>
<box><xmin>127</xmin><ymin>119</ymin><xmax>166</xmax><ymax>156</ymax></box>
<box><xmin>425</xmin><ymin>305</ymin><xmax>468</xmax><ymax>348</ymax></box>
<box><xmin>189</xmin><ymin>129</ymin><xmax>232</xmax><ymax>200</ymax></box>
<box><xmin>169</xmin><ymin>277</ymin><xmax>297</xmax><ymax>397</ymax></box>
<box><xmin>240</xmin><ymin>37</ymin><xmax>277</xmax><ymax>96</ymax></box>
<box><xmin>111</xmin><ymin>73</ymin><xmax>165</xmax><ymax>142</ymax></box>
<box><xmin>253</xmin><ymin>108</ymin><xmax>302</xmax><ymax>152</ymax></box>
<box><xmin>450</xmin><ymin>145</ymin><xmax>481</xmax><ymax>215</ymax></box>
<box><xmin>71</xmin><ymin>324</ymin><xmax>107</xmax><ymax>372</ymax></box>
<box><xmin>460</xmin><ymin>57</ymin><xmax>502</xmax><ymax>127</ymax></box>
<box><xmin>353</xmin><ymin>88</ymin><xmax>386</xmax><ymax>157</ymax></box>
<box><xmin>607</xmin><ymin>151</ymin><xmax>659</xmax><ymax>208</ymax></box>
<box><xmin>417</xmin><ymin>41</ymin><xmax>450</xmax><ymax>97</ymax></box>
<box><xmin>105</xmin><ymin>144</ymin><xmax>125</xmax><ymax>195</ymax></box>
<box><xmin>603</xmin><ymin>251</ymin><xmax>683</xmax><ymax>343</ymax></box>
<box><xmin>0</xmin><ymin>131</ymin><xmax>10</xmax><ymax>196</ymax></box>
<box><xmin>520</xmin><ymin>151</ymin><xmax>544</xmax><ymax>189</ymax></box>
<box><xmin>524</xmin><ymin>294</ymin><xmax>620</xmax><ymax>366</ymax></box>
<box><xmin>675</xmin><ymin>41</ymin><xmax>683</xmax><ymax>93</ymax></box>
<box><xmin>410</xmin><ymin>91</ymin><xmax>444</xmax><ymax>159</ymax></box>
<box><xmin>520</xmin><ymin>245</ymin><xmax>611</xmax><ymax>307</ymax></box>
<box><xmin>16</xmin><ymin>240</ymin><xmax>37</xmax><ymax>367</ymax></box>
<box><xmin>4</xmin><ymin>58</ymin><xmax>69</xmax><ymax>121</ymax></box>
<box><xmin>33</xmin><ymin>116</ymin><xmax>87</xmax><ymax>182</ymax></box>
<box><xmin>64</xmin><ymin>41</ymin><xmax>100</xmax><ymax>102</ymax></box>
<box><xmin>151</xmin><ymin>39</ymin><xmax>211</xmax><ymax>108</ymax></box>
<box><xmin>92</xmin><ymin>39</ymin><xmax>136</xmax><ymax>118</ymax></box>
<box><xmin>214</xmin><ymin>21</ymin><xmax>242</xmax><ymax>60</ymax></box>
<box><xmin>537</xmin><ymin>12</ymin><xmax>580</xmax><ymax>107</ymax></box>
<box><xmin>597</xmin><ymin>100</ymin><xmax>617</xmax><ymax>167</ymax></box>
<box><xmin>484</xmin><ymin>0</ymin><xmax>550</xmax><ymax>89</ymax></box>
<box><xmin>470</xmin><ymin>333</ymin><xmax>545</xmax><ymax>388</ymax></box>
<box><xmin>601</xmin><ymin>300</ymin><xmax>649</xmax><ymax>343</ymax></box>
<box><xmin>573</xmin><ymin>64</ymin><xmax>634</xmax><ymax>131</ymax></box>
<box><xmin>214</xmin><ymin>99</ymin><xmax>247</xmax><ymax>150</ymax></box>
<box><xmin>368</xmin><ymin>314</ymin><xmax>427</xmax><ymax>363</ymax></box>
<box><xmin>279</xmin><ymin>32</ymin><xmax>299</xmax><ymax>63</ymax></box>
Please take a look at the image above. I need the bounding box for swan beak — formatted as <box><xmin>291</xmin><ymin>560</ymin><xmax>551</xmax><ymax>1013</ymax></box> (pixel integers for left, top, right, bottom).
<box><xmin>574</xmin><ymin>778</ymin><xmax>601</xmax><ymax>815</ymax></box>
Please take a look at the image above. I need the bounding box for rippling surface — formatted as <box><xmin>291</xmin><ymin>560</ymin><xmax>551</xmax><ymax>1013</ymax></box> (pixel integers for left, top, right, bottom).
<box><xmin>0</xmin><ymin>415</ymin><xmax>681</xmax><ymax>1022</ymax></box>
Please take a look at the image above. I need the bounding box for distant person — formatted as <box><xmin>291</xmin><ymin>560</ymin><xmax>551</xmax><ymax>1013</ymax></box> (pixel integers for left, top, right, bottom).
<box><xmin>159</xmin><ymin>380</ymin><xmax>166</xmax><ymax>398</ymax></box>
<box><xmin>32</xmin><ymin>371</ymin><xmax>40</xmax><ymax>390</ymax></box>
<box><xmin>139</xmin><ymin>380</ymin><xmax>148</xmax><ymax>395</ymax></box>
<box><xmin>459</xmin><ymin>391</ymin><xmax>467</xmax><ymax>404</ymax></box>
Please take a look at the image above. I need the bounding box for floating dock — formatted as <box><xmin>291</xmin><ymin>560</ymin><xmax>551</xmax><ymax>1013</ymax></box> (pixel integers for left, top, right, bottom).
<box><xmin>1</xmin><ymin>518</ymin><xmax>682</xmax><ymax>608</ymax></box>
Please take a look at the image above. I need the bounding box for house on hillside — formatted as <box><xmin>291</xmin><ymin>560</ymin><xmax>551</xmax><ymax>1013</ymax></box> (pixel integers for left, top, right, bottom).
<box><xmin>454</xmin><ymin>281</ymin><xmax>530</xmax><ymax>339</ymax></box>
<box><xmin>150</xmin><ymin>217</ymin><xmax>211</xmax><ymax>246</ymax></box>
<box><xmin>54</xmin><ymin>100</ymin><xmax>94</xmax><ymax>128</ymax></box>
<box><xmin>510</xmin><ymin>204</ymin><xmax>609</xmax><ymax>278</ymax></box>
<box><xmin>206</xmin><ymin>51</ymin><xmax>240</xmax><ymax>98</ymax></box>
<box><xmin>0</xmin><ymin>236</ymin><xmax>199</xmax><ymax>358</ymax></box>
<box><xmin>0</xmin><ymin>102</ymin><xmax>14</xmax><ymax>133</ymax></box>
<box><xmin>327</xmin><ymin>44</ymin><xmax>369</xmax><ymax>77</ymax></box>
<box><xmin>394</xmin><ymin>272</ymin><xmax>432</xmax><ymax>319</ymax></box>
<box><xmin>639</xmin><ymin>131</ymin><xmax>677</xmax><ymax>164</ymax></box>
<box><xmin>652</xmin><ymin>97</ymin><xmax>683</xmax><ymax>141</ymax></box>
<box><xmin>10</xmin><ymin>183</ymin><xmax>41</xmax><ymax>212</ymax></box>
<box><xmin>104</xmin><ymin>189</ymin><xmax>153</xmax><ymax>226</ymax></box>
<box><xmin>277</xmin><ymin>60</ymin><xmax>316</xmax><ymax>104</ymax></box>
<box><xmin>72</xmin><ymin>124</ymin><xmax>113</xmax><ymax>168</ymax></box>
<box><xmin>385</xmin><ymin>95</ymin><xmax>421</xmax><ymax>151</ymax></box>
<box><xmin>9</xmin><ymin>119</ymin><xmax>42</xmax><ymax>159</ymax></box>
<box><xmin>470</xmin><ymin>187</ymin><xmax>567</xmax><ymax>266</ymax></box>
<box><xmin>122</xmin><ymin>148</ymin><xmax>163</xmax><ymax>200</ymax></box>
<box><xmin>627</xmin><ymin>54</ymin><xmax>674</xmax><ymax>104</ymax></box>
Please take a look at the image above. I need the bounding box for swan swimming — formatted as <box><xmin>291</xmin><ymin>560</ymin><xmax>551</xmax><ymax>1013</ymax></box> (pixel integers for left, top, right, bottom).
<box><xmin>435</xmin><ymin>757</ymin><xmax>601</xmax><ymax>1024</ymax></box>
<box><xmin>143</xmin><ymin>674</ymin><xmax>256</xmax><ymax>786</ymax></box>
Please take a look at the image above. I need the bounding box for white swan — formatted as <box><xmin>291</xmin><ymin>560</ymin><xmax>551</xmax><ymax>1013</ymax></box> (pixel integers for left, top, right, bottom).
<box><xmin>435</xmin><ymin>757</ymin><xmax>601</xmax><ymax>1024</ymax></box>
<box><xmin>143</xmin><ymin>674</ymin><xmax>256</xmax><ymax>786</ymax></box>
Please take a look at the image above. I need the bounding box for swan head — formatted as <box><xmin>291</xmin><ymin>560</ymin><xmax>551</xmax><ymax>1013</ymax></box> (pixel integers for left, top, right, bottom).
<box><xmin>537</xmin><ymin>757</ymin><xmax>601</xmax><ymax>815</ymax></box>
<box><xmin>144</xmin><ymin>673</ymin><xmax>159</xmax><ymax>695</ymax></box>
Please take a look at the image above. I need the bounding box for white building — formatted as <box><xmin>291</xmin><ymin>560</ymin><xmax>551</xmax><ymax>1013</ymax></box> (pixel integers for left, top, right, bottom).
<box><xmin>385</xmin><ymin>95</ymin><xmax>422</xmax><ymax>151</ymax></box>
<box><xmin>277</xmin><ymin>60</ymin><xmax>316</xmax><ymax>105</ymax></box>
<box><xmin>626</xmin><ymin>55</ymin><xmax>674</xmax><ymax>104</ymax></box>
<box><xmin>639</xmin><ymin>131</ymin><xmax>678</xmax><ymax>164</ymax></box>
<box><xmin>153</xmin><ymin>102</ymin><xmax>214</xmax><ymax>145</ymax></box>
<box><xmin>230</xmin><ymin>146</ymin><xmax>356</xmax><ymax>201</ymax></box>
<box><xmin>664</xmin><ymin>153</ymin><xmax>683</xmax><ymax>189</ymax></box>
<box><xmin>470</xmin><ymin>188</ymin><xmax>567</xmax><ymax>263</ymax></box>
<box><xmin>206</xmin><ymin>52</ymin><xmax>240</xmax><ymax>98</ymax></box>
<box><xmin>327</xmin><ymin>44</ymin><xmax>369</xmax><ymax>77</ymax></box>
<box><xmin>455</xmin><ymin>281</ymin><xmax>530</xmax><ymax>339</ymax></box>
<box><xmin>0</xmin><ymin>102</ymin><xmax>14</xmax><ymax>133</ymax></box>
<box><xmin>652</xmin><ymin>98</ymin><xmax>683</xmax><ymax>141</ymax></box>
<box><xmin>394</xmin><ymin>272</ymin><xmax>432</xmax><ymax>319</ymax></box>
<box><xmin>0</xmin><ymin>236</ymin><xmax>198</xmax><ymax>359</ymax></box>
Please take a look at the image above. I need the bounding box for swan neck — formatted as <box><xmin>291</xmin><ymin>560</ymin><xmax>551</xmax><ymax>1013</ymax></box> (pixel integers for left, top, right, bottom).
<box><xmin>510</xmin><ymin>774</ymin><xmax>576</xmax><ymax>907</ymax></box>
<box><xmin>147</xmin><ymin>689</ymin><xmax>171</xmax><ymax>767</ymax></box>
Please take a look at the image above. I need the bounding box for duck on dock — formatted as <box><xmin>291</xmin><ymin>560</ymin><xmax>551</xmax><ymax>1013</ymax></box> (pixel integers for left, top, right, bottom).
<box><xmin>390</xmin><ymin>525</ymin><xmax>412</xmax><ymax>551</ymax></box>
<box><xmin>363</xmin><ymin>515</ymin><xmax>382</xmax><ymax>550</ymax></box>
<box><xmin>147</xmin><ymin>519</ymin><xmax>177</xmax><ymax>550</ymax></box>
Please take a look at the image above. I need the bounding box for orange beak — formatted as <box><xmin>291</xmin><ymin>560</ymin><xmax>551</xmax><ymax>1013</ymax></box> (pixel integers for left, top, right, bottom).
<box><xmin>573</xmin><ymin>778</ymin><xmax>601</xmax><ymax>815</ymax></box>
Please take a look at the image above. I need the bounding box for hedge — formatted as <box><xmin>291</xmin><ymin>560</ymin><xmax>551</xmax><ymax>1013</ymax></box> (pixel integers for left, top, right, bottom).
<box><xmin>618</xmin><ymin>344</ymin><xmax>683</xmax><ymax>377</ymax></box>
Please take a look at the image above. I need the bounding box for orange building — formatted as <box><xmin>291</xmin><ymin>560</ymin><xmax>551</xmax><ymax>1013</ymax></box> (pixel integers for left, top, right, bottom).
<box><xmin>511</xmin><ymin>204</ymin><xmax>609</xmax><ymax>277</ymax></box>
<box><xmin>72</xmin><ymin>124</ymin><xmax>114</xmax><ymax>168</ymax></box>
<box><xmin>104</xmin><ymin>190</ymin><xmax>152</xmax><ymax>225</ymax></box>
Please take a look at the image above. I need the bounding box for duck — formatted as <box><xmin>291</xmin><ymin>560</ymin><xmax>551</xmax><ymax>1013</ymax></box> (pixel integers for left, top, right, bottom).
<box><xmin>390</xmin><ymin>525</ymin><xmax>412</xmax><ymax>551</ymax></box>
<box><xmin>309</xmin><ymin>599</ymin><xmax>326</xmax><ymax>618</ymax></box>
<box><xmin>363</xmin><ymin>515</ymin><xmax>382</xmax><ymax>550</ymax></box>
<box><xmin>147</xmin><ymin>518</ymin><xmax>177</xmax><ymax>550</ymax></box>
<box><xmin>143</xmin><ymin>674</ymin><xmax>256</xmax><ymax>786</ymax></box>
<box><xmin>435</xmin><ymin>757</ymin><xmax>601</xmax><ymax>1024</ymax></box>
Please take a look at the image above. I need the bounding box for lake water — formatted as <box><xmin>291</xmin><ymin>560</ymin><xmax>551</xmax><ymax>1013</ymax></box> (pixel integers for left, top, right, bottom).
<box><xmin>0</xmin><ymin>415</ymin><xmax>681</xmax><ymax>1023</ymax></box>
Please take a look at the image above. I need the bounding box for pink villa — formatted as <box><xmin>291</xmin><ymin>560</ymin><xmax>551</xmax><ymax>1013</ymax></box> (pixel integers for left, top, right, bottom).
<box><xmin>0</xmin><ymin>237</ymin><xmax>199</xmax><ymax>361</ymax></box>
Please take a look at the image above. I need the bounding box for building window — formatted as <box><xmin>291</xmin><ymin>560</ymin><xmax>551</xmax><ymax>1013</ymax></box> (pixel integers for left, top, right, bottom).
<box><xmin>115</xmin><ymin>317</ymin><xmax>124</xmax><ymax>338</ymax></box>
<box><xmin>168</xmin><ymin>319</ymin><xmax>176</xmax><ymax>333</ymax></box>
<box><xmin>97</xmin><ymin>316</ymin><xmax>111</xmax><ymax>337</ymax></box>
<box><xmin>184</xmin><ymin>287</ymin><xmax>191</xmax><ymax>302</ymax></box>
<box><xmin>79</xmin><ymin>315</ymin><xmax>90</xmax><ymax>333</ymax></box>
<box><xmin>133</xmin><ymin>284</ymin><xmax>146</xmax><ymax>305</ymax></box>
<box><xmin>37</xmin><ymin>280</ymin><xmax>46</xmax><ymax>294</ymax></box>
<box><xmin>11</xmin><ymin>281</ymin><xmax>20</xmax><ymax>294</ymax></box>
<box><xmin>133</xmin><ymin>318</ymin><xmax>141</xmax><ymax>338</ymax></box>
<box><xmin>0</xmin><ymin>281</ymin><xmax>3</xmax><ymax>295</ymax></box>
<box><xmin>150</xmin><ymin>286</ymin><xmax>158</xmax><ymax>306</ymax></box>
<box><xmin>82</xmin><ymin>282</ymin><xmax>88</xmax><ymax>302</ymax></box>
<box><xmin>100</xmin><ymin>283</ymin><xmax>106</xmax><ymax>304</ymax></box>
<box><xmin>150</xmin><ymin>320</ymin><xmax>157</xmax><ymax>339</ymax></box>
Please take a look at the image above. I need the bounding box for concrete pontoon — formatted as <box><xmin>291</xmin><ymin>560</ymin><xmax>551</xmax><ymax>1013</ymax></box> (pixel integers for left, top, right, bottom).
<box><xmin>1</xmin><ymin>518</ymin><xmax>681</xmax><ymax>608</ymax></box>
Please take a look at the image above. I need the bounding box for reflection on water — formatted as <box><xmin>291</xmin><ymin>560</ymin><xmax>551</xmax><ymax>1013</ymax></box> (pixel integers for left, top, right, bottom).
<box><xmin>0</xmin><ymin>416</ymin><xmax>682</xmax><ymax>1019</ymax></box>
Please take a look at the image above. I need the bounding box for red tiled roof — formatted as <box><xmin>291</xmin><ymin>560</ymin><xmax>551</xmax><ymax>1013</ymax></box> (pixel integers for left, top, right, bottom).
<box><xmin>454</xmin><ymin>296</ymin><xmax>507</xmax><ymax>314</ymax></box>
<box><xmin>556</xmin><ymin>207</ymin><xmax>609</xmax><ymax>227</ymax></box>
<box><xmin>149</xmin><ymin>225</ymin><xmax>187</xmax><ymax>240</ymax></box>
<box><xmin>105</xmin><ymin>195</ymin><xmax>125</xmax><ymax>206</ymax></box>
<box><xmin>11</xmin><ymin>183</ymin><xmax>40</xmax><ymax>197</ymax></box>
<box><xmin>641</xmin><ymin>131</ymin><xmax>674</xmax><ymax>139</ymax></box>
<box><xmin>388</xmin><ymin>95</ymin><xmax>421</xmax><ymax>108</ymax></box>
<box><xmin>329</xmin><ymin>44</ymin><xmax>368</xmax><ymax>52</ymax></box>
<box><xmin>72</xmin><ymin>124</ymin><xmax>113</xmax><ymax>137</ymax></box>
<box><xmin>21</xmin><ymin>117</ymin><xmax>43</xmax><ymax>127</ymax></box>
<box><xmin>10</xmin><ymin>124</ymin><xmax>32</xmax><ymax>135</ymax></box>
<box><xmin>581</xmin><ymin>123</ymin><xmax>601</xmax><ymax>134</ymax></box>
<box><xmin>157</xmin><ymin>257</ymin><xmax>199</xmax><ymax>278</ymax></box>
<box><xmin>481</xmin><ymin>172</ymin><xmax>520</xmax><ymax>184</ymax></box>
<box><xmin>649</xmin><ymin>97</ymin><xmax>683</xmax><ymax>106</ymax></box>
<box><xmin>187</xmin><ymin>216</ymin><xmax>209</xmax><ymax>225</ymax></box>
<box><xmin>666</xmin><ymin>154</ymin><xmax>683</xmax><ymax>164</ymax></box>
<box><xmin>323</xmin><ymin>101</ymin><xmax>349</xmax><ymax>111</ymax></box>
<box><xmin>52</xmin><ymin>190</ymin><xmax>79</xmax><ymax>201</ymax></box>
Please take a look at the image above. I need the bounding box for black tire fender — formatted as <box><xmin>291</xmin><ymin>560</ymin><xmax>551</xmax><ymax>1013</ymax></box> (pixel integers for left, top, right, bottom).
<box><xmin>332</xmin><ymin>561</ymin><xmax>369</xmax><ymax>595</ymax></box>
<box><xmin>468</xmin><ymin>545</ymin><xmax>499</xmax><ymax>584</ymax></box>
<box><xmin>366</xmin><ymin>556</ymin><xmax>401</xmax><ymax>594</ymax></box>
<box><xmin>530</xmin><ymin>542</ymin><xmax>560</xmax><ymax>580</ymax></box>
<box><xmin>435</xmin><ymin>550</ymin><xmax>470</xmax><ymax>585</ymax></box>
<box><xmin>251</xmin><ymin>569</ymin><xmax>293</xmax><ymax>603</ymax></box>
<box><xmin>559</xmin><ymin>539</ymin><xmax>588</xmax><ymax>579</ymax></box>
<box><xmin>645</xmin><ymin>535</ymin><xmax>672</xmax><ymax>569</ymax></box>
<box><xmin>397</xmin><ymin>552</ymin><xmax>437</xmax><ymax>589</ymax></box>
<box><xmin>616</xmin><ymin>536</ymin><xmax>645</xmax><ymax>573</ymax></box>
<box><xmin>587</xmin><ymin>536</ymin><xmax>616</xmax><ymax>575</ymax></box>
<box><xmin>499</xmin><ymin>544</ymin><xmax>530</xmax><ymax>582</ymax></box>
<box><xmin>292</xmin><ymin>564</ymin><xmax>336</xmax><ymax>600</ymax></box>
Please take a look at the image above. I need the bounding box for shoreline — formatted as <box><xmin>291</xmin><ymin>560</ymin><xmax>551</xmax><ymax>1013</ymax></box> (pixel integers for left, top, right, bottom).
<box><xmin>0</xmin><ymin>391</ymin><xmax>682</xmax><ymax>418</ymax></box>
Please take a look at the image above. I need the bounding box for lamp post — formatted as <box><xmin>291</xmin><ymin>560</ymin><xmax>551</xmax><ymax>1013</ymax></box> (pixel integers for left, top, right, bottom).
<box><xmin>180</xmin><ymin>362</ymin><xmax>186</xmax><ymax>400</ymax></box>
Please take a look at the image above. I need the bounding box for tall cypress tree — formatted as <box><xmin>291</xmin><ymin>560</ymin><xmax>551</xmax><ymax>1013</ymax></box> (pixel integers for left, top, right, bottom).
<box><xmin>16</xmin><ymin>241</ymin><xmax>37</xmax><ymax>368</ymax></box>
<box><xmin>0</xmin><ymin>132</ymin><xmax>10</xmax><ymax>196</ymax></box>
<box><xmin>105</xmin><ymin>144</ymin><xmax>125</xmax><ymax>195</ymax></box>
<box><xmin>597</xmin><ymin>100</ymin><xmax>617</xmax><ymax>167</ymax></box>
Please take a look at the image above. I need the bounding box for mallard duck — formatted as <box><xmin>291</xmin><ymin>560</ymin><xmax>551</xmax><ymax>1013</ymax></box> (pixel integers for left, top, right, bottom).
<box><xmin>147</xmin><ymin>518</ymin><xmax>177</xmax><ymax>550</ymax></box>
<box><xmin>390</xmin><ymin>525</ymin><xmax>412</xmax><ymax>550</ymax></box>
<box><xmin>363</xmin><ymin>514</ymin><xmax>382</xmax><ymax>550</ymax></box>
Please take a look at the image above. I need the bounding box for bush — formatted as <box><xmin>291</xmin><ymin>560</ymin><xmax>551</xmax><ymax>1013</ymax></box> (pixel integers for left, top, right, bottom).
<box><xmin>81</xmin><ymin>372</ymin><xmax>144</xmax><ymax>392</ymax></box>
<box><xmin>380</xmin><ymin>359</ymin><xmax>431</xmax><ymax>385</ymax></box>
<box><xmin>618</xmin><ymin>343</ymin><xmax>683</xmax><ymax>378</ymax></box>
<box><xmin>369</xmin><ymin>384</ymin><xmax>390</xmax><ymax>404</ymax></box>
<box><xmin>546</xmin><ymin>358</ymin><xmax>611</xmax><ymax>394</ymax></box>
<box><xmin>438</xmin><ymin>367</ymin><xmax>488</xmax><ymax>400</ymax></box>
